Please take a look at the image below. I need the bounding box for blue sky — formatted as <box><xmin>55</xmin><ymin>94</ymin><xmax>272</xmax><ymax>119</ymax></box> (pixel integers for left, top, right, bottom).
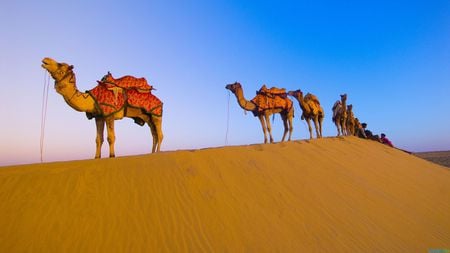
<box><xmin>1</xmin><ymin>0</ymin><xmax>449</xmax><ymax>166</ymax></box>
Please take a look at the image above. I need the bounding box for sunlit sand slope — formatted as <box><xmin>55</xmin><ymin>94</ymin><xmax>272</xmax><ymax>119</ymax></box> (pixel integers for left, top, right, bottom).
<box><xmin>0</xmin><ymin>137</ymin><xmax>449</xmax><ymax>252</ymax></box>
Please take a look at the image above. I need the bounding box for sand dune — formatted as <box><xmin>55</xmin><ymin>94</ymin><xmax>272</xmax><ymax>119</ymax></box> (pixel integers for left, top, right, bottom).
<box><xmin>0</xmin><ymin>136</ymin><xmax>449</xmax><ymax>252</ymax></box>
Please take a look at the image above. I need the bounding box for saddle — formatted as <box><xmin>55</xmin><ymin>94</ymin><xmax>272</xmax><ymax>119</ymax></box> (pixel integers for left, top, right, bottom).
<box><xmin>251</xmin><ymin>85</ymin><xmax>292</xmax><ymax>114</ymax></box>
<box><xmin>87</xmin><ymin>72</ymin><xmax>162</xmax><ymax>118</ymax></box>
<box><xmin>256</xmin><ymin>85</ymin><xmax>287</xmax><ymax>98</ymax></box>
<box><xmin>99</xmin><ymin>72</ymin><xmax>154</xmax><ymax>92</ymax></box>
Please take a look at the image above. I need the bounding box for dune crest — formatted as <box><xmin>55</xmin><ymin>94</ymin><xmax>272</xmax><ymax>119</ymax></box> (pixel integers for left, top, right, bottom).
<box><xmin>0</xmin><ymin>137</ymin><xmax>449</xmax><ymax>252</ymax></box>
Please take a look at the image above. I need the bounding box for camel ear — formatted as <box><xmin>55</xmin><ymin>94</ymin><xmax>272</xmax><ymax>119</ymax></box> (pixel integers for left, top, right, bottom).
<box><xmin>69</xmin><ymin>65</ymin><xmax>74</xmax><ymax>70</ymax></box>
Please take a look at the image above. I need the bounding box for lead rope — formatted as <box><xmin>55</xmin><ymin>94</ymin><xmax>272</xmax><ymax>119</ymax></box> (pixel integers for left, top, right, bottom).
<box><xmin>225</xmin><ymin>91</ymin><xmax>230</xmax><ymax>145</ymax></box>
<box><xmin>40</xmin><ymin>71</ymin><xmax>51</xmax><ymax>162</ymax></box>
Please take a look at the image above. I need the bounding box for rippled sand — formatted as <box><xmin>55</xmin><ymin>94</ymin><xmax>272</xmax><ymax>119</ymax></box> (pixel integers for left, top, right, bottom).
<box><xmin>1</xmin><ymin>136</ymin><xmax>449</xmax><ymax>252</ymax></box>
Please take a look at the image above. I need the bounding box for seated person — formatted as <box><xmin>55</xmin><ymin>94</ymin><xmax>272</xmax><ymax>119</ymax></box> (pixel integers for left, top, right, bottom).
<box><xmin>361</xmin><ymin>123</ymin><xmax>373</xmax><ymax>139</ymax></box>
<box><xmin>380</xmin><ymin>133</ymin><xmax>394</xmax><ymax>147</ymax></box>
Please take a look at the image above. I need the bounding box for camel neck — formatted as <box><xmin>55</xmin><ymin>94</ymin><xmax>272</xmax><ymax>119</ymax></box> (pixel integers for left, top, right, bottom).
<box><xmin>54</xmin><ymin>73</ymin><xmax>96</xmax><ymax>113</ymax></box>
<box><xmin>233</xmin><ymin>87</ymin><xmax>257</xmax><ymax>112</ymax></box>
<box><xmin>296</xmin><ymin>94</ymin><xmax>310</xmax><ymax>113</ymax></box>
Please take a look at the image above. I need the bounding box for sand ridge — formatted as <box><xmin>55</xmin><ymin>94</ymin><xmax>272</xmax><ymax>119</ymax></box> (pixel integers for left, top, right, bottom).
<box><xmin>0</xmin><ymin>137</ymin><xmax>449</xmax><ymax>252</ymax></box>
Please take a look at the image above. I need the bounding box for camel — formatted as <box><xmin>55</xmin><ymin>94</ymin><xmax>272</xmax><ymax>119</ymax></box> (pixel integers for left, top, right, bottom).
<box><xmin>287</xmin><ymin>90</ymin><xmax>324</xmax><ymax>139</ymax></box>
<box><xmin>225</xmin><ymin>82</ymin><xmax>294</xmax><ymax>143</ymax></box>
<box><xmin>41</xmin><ymin>57</ymin><xmax>163</xmax><ymax>158</ymax></box>
<box><xmin>346</xmin><ymin>104</ymin><xmax>356</xmax><ymax>136</ymax></box>
<box><xmin>332</xmin><ymin>94</ymin><xmax>347</xmax><ymax>136</ymax></box>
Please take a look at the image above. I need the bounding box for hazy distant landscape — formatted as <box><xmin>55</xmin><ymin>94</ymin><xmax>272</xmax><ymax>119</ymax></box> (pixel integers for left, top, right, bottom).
<box><xmin>415</xmin><ymin>151</ymin><xmax>450</xmax><ymax>168</ymax></box>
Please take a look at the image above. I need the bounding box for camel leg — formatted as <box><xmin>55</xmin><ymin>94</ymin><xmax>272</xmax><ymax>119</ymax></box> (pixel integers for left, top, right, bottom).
<box><xmin>105</xmin><ymin>117</ymin><xmax>116</xmax><ymax>158</ymax></box>
<box><xmin>154</xmin><ymin>116</ymin><xmax>163</xmax><ymax>152</ymax></box>
<box><xmin>335</xmin><ymin>117</ymin><xmax>341</xmax><ymax>136</ymax></box>
<box><xmin>305</xmin><ymin>117</ymin><xmax>313</xmax><ymax>139</ymax></box>
<box><xmin>288</xmin><ymin>112</ymin><xmax>294</xmax><ymax>141</ymax></box>
<box><xmin>341</xmin><ymin>118</ymin><xmax>347</xmax><ymax>136</ymax></box>
<box><xmin>319</xmin><ymin>116</ymin><xmax>323</xmax><ymax>138</ymax></box>
<box><xmin>95</xmin><ymin>117</ymin><xmax>105</xmax><ymax>159</ymax></box>
<box><xmin>258</xmin><ymin>115</ymin><xmax>268</xmax><ymax>144</ymax></box>
<box><xmin>348</xmin><ymin>123</ymin><xmax>353</xmax><ymax>136</ymax></box>
<box><xmin>313</xmin><ymin>116</ymin><xmax>320</xmax><ymax>139</ymax></box>
<box><xmin>264</xmin><ymin>113</ymin><xmax>274</xmax><ymax>143</ymax></box>
<box><xmin>149</xmin><ymin>115</ymin><xmax>163</xmax><ymax>152</ymax></box>
<box><xmin>280</xmin><ymin>113</ymin><xmax>288</xmax><ymax>142</ymax></box>
<box><xmin>147</xmin><ymin>117</ymin><xmax>158</xmax><ymax>153</ymax></box>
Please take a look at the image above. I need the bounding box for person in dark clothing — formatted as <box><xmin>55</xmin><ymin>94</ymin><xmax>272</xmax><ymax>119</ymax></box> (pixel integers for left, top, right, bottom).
<box><xmin>380</xmin><ymin>133</ymin><xmax>394</xmax><ymax>147</ymax></box>
<box><xmin>361</xmin><ymin>123</ymin><xmax>373</xmax><ymax>139</ymax></box>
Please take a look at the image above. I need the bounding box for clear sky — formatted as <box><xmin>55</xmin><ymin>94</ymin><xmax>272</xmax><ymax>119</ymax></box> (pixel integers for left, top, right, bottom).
<box><xmin>1</xmin><ymin>0</ymin><xmax>449</xmax><ymax>166</ymax></box>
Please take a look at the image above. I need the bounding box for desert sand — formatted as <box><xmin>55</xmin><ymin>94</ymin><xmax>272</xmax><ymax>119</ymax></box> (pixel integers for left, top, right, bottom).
<box><xmin>0</xmin><ymin>136</ymin><xmax>449</xmax><ymax>252</ymax></box>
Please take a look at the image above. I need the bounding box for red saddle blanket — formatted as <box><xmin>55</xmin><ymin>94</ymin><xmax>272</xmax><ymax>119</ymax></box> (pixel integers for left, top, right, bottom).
<box><xmin>87</xmin><ymin>74</ymin><xmax>162</xmax><ymax>117</ymax></box>
<box><xmin>100</xmin><ymin>72</ymin><xmax>154</xmax><ymax>91</ymax></box>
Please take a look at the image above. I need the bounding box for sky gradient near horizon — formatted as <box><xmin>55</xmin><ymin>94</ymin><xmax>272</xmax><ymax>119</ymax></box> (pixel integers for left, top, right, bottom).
<box><xmin>1</xmin><ymin>0</ymin><xmax>449</xmax><ymax>166</ymax></box>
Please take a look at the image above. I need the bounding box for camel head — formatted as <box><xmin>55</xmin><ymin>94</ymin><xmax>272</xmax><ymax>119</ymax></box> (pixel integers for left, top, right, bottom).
<box><xmin>340</xmin><ymin>93</ymin><xmax>347</xmax><ymax>102</ymax></box>
<box><xmin>287</xmin><ymin>89</ymin><xmax>303</xmax><ymax>98</ymax></box>
<box><xmin>347</xmin><ymin>104</ymin><xmax>353</xmax><ymax>111</ymax></box>
<box><xmin>42</xmin><ymin>57</ymin><xmax>74</xmax><ymax>82</ymax></box>
<box><xmin>225</xmin><ymin>82</ymin><xmax>242</xmax><ymax>94</ymax></box>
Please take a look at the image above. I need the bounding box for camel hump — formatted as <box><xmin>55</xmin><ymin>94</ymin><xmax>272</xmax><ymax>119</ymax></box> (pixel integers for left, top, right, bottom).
<box><xmin>257</xmin><ymin>84</ymin><xmax>287</xmax><ymax>98</ymax></box>
<box><xmin>332</xmin><ymin>100</ymin><xmax>341</xmax><ymax>110</ymax></box>
<box><xmin>100</xmin><ymin>72</ymin><xmax>154</xmax><ymax>91</ymax></box>
<box><xmin>304</xmin><ymin>93</ymin><xmax>320</xmax><ymax>105</ymax></box>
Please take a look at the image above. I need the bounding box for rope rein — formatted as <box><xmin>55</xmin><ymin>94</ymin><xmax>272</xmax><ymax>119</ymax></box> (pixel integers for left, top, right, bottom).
<box><xmin>225</xmin><ymin>91</ymin><xmax>230</xmax><ymax>145</ymax></box>
<box><xmin>40</xmin><ymin>71</ymin><xmax>51</xmax><ymax>162</ymax></box>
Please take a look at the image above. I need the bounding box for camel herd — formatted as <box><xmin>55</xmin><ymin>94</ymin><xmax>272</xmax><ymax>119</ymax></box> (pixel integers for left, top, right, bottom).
<box><xmin>41</xmin><ymin>57</ymin><xmax>371</xmax><ymax>159</ymax></box>
<box><xmin>226</xmin><ymin>82</ymin><xmax>364</xmax><ymax>143</ymax></box>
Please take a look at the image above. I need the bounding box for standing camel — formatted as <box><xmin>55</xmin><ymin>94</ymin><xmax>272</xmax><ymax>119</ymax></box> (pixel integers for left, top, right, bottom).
<box><xmin>41</xmin><ymin>57</ymin><xmax>163</xmax><ymax>158</ymax></box>
<box><xmin>287</xmin><ymin>90</ymin><xmax>324</xmax><ymax>139</ymax></box>
<box><xmin>332</xmin><ymin>94</ymin><xmax>348</xmax><ymax>136</ymax></box>
<box><xmin>346</xmin><ymin>104</ymin><xmax>356</xmax><ymax>136</ymax></box>
<box><xmin>225</xmin><ymin>82</ymin><xmax>294</xmax><ymax>143</ymax></box>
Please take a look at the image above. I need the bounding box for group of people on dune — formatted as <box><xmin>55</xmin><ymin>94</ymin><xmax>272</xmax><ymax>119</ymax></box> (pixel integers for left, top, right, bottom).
<box><xmin>355</xmin><ymin>122</ymin><xmax>394</xmax><ymax>147</ymax></box>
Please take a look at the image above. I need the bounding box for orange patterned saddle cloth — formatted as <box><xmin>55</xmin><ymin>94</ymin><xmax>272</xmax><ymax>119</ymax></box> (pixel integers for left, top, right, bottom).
<box><xmin>87</xmin><ymin>72</ymin><xmax>162</xmax><ymax>117</ymax></box>
<box><xmin>251</xmin><ymin>85</ymin><xmax>292</xmax><ymax>112</ymax></box>
<box><xmin>256</xmin><ymin>85</ymin><xmax>287</xmax><ymax>98</ymax></box>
